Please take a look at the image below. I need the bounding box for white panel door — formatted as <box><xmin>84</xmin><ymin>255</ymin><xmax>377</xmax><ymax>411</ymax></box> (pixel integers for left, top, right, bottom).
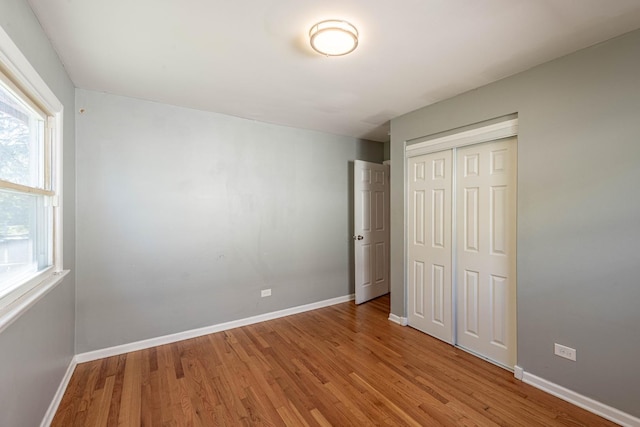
<box><xmin>456</xmin><ymin>137</ymin><xmax>517</xmax><ymax>368</ymax></box>
<box><xmin>354</xmin><ymin>160</ymin><xmax>390</xmax><ymax>304</ymax></box>
<box><xmin>407</xmin><ymin>151</ymin><xmax>453</xmax><ymax>343</ymax></box>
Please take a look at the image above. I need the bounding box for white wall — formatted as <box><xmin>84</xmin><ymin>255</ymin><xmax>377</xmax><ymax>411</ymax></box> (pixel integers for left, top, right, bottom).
<box><xmin>0</xmin><ymin>0</ymin><xmax>76</xmax><ymax>425</ymax></box>
<box><xmin>75</xmin><ymin>89</ymin><xmax>383</xmax><ymax>353</ymax></box>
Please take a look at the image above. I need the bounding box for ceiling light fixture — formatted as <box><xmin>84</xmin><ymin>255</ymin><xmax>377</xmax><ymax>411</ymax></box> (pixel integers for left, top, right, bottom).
<box><xmin>309</xmin><ymin>20</ymin><xmax>359</xmax><ymax>56</ymax></box>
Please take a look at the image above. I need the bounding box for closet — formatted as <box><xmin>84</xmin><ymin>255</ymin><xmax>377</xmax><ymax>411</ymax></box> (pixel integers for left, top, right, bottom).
<box><xmin>407</xmin><ymin>133</ymin><xmax>517</xmax><ymax>369</ymax></box>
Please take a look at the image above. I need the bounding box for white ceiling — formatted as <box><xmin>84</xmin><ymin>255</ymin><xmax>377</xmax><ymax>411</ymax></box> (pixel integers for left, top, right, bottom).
<box><xmin>27</xmin><ymin>0</ymin><xmax>640</xmax><ymax>142</ymax></box>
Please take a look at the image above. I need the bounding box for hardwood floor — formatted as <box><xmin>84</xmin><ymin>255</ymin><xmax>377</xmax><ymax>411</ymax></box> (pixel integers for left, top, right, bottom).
<box><xmin>53</xmin><ymin>295</ymin><xmax>615</xmax><ymax>426</ymax></box>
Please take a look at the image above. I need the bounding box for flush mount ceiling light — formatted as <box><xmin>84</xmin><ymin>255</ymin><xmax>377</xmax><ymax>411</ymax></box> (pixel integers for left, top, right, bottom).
<box><xmin>309</xmin><ymin>20</ymin><xmax>359</xmax><ymax>56</ymax></box>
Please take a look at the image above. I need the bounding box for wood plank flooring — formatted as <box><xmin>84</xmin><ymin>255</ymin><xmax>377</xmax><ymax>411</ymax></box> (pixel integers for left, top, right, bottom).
<box><xmin>52</xmin><ymin>295</ymin><xmax>616</xmax><ymax>426</ymax></box>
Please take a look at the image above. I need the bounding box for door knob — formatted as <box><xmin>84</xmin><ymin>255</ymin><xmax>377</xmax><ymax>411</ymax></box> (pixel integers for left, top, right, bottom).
<box><xmin>352</xmin><ymin>235</ymin><xmax>364</xmax><ymax>240</ymax></box>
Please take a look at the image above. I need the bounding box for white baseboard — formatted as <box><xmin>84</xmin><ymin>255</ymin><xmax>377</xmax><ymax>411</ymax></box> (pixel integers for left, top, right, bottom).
<box><xmin>513</xmin><ymin>365</ymin><xmax>524</xmax><ymax>380</ymax></box>
<box><xmin>41</xmin><ymin>355</ymin><xmax>77</xmax><ymax>427</ymax></box>
<box><xmin>388</xmin><ymin>313</ymin><xmax>408</xmax><ymax>326</ymax></box>
<box><xmin>521</xmin><ymin>370</ymin><xmax>640</xmax><ymax>427</ymax></box>
<box><xmin>76</xmin><ymin>293</ymin><xmax>354</xmax><ymax>363</ymax></box>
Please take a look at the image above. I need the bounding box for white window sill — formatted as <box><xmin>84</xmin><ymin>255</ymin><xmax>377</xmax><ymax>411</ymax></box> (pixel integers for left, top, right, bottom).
<box><xmin>0</xmin><ymin>270</ymin><xmax>70</xmax><ymax>334</ymax></box>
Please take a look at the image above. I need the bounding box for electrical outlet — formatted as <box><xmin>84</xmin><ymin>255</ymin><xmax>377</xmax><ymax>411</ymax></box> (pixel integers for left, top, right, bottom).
<box><xmin>261</xmin><ymin>289</ymin><xmax>272</xmax><ymax>297</ymax></box>
<box><xmin>554</xmin><ymin>343</ymin><xmax>576</xmax><ymax>361</ymax></box>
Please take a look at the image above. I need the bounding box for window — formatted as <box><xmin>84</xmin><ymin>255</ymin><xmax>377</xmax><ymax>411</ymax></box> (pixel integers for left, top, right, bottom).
<box><xmin>0</xmin><ymin>27</ymin><xmax>64</xmax><ymax>317</ymax></box>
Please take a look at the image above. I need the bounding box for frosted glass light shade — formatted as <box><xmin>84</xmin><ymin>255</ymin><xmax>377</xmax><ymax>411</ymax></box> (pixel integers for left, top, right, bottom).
<box><xmin>309</xmin><ymin>20</ymin><xmax>358</xmax><ymax>56</ymax></box>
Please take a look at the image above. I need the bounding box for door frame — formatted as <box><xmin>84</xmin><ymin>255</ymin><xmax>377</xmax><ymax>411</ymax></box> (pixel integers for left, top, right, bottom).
<box><xmin>404</xmin><ymin>118</ymin><xmax>518</xmax><ymax>367</ymax></box>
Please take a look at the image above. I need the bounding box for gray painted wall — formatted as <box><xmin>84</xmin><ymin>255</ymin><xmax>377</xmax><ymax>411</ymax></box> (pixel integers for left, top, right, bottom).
<box><xmin>0</xmin><ymin>0</ymin><xmax>76</xmax><ymax>425</ymax></box>
<box><xmin>75</xmin><ymin>89</ymin><xmax>383</xmax><ymax>353</ymax></box>
<box><xmin>390</xmin><ymin>29</ymin><xmax>640</xmax><ymax>416</ymax></box>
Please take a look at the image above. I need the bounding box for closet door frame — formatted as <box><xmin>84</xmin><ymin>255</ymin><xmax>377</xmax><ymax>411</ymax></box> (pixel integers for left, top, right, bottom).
<box><xmin>405</xmin><ymin>119</ymin><xmax>518</xmax><ymax>158</ymax></box>
<box><xmin>404</xmin><ymin>118</ymin><xmax>518</xmax><ymax>367</ymax></box>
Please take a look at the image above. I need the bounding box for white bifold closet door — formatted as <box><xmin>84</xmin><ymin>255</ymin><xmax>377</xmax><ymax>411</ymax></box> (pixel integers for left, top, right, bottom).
<box><xmin>408</xmin><ymin>151</ymin><xmax>453</xmax><ymax>343</ymax></box>
<box><xmin>408</xmin><ymin>137</ymin><xmax>517</xmax><ymax>369</ymax></box>
<box><xmin>456</xmin><ymin>138</ymin><xmax>517</xmax><ymax>368</ymax></box>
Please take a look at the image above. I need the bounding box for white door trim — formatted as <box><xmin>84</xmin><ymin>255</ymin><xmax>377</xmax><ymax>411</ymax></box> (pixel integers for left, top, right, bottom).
<box><xmin>405</xmin><ymin>118</ymin><xmax>518</xmax><ymax>157</ymax></box>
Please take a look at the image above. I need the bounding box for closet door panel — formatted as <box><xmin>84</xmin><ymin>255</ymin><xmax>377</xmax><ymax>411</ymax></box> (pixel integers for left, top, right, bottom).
<box><xmin>408</xmin><ymin>151</ymin><xmax>453</xmax><ymax>343</ymax></box>
<box><xmin>456</xmin><ymin>138</ymin><xmax>517</xmax><ymax>368</ymax></box>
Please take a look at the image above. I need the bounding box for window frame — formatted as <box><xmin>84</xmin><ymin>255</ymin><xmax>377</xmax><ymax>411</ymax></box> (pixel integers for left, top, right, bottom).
<box><xmin>0</xmin><ymin>24</ymin><xmax>67</xmax><ymax>333</ymax></box>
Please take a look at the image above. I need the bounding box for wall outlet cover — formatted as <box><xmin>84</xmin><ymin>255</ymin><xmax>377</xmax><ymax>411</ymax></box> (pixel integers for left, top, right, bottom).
<box><xmin>554</xmin><ymin>343</ymin><xmax>576</xmax><ymax>361</ymax></box>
